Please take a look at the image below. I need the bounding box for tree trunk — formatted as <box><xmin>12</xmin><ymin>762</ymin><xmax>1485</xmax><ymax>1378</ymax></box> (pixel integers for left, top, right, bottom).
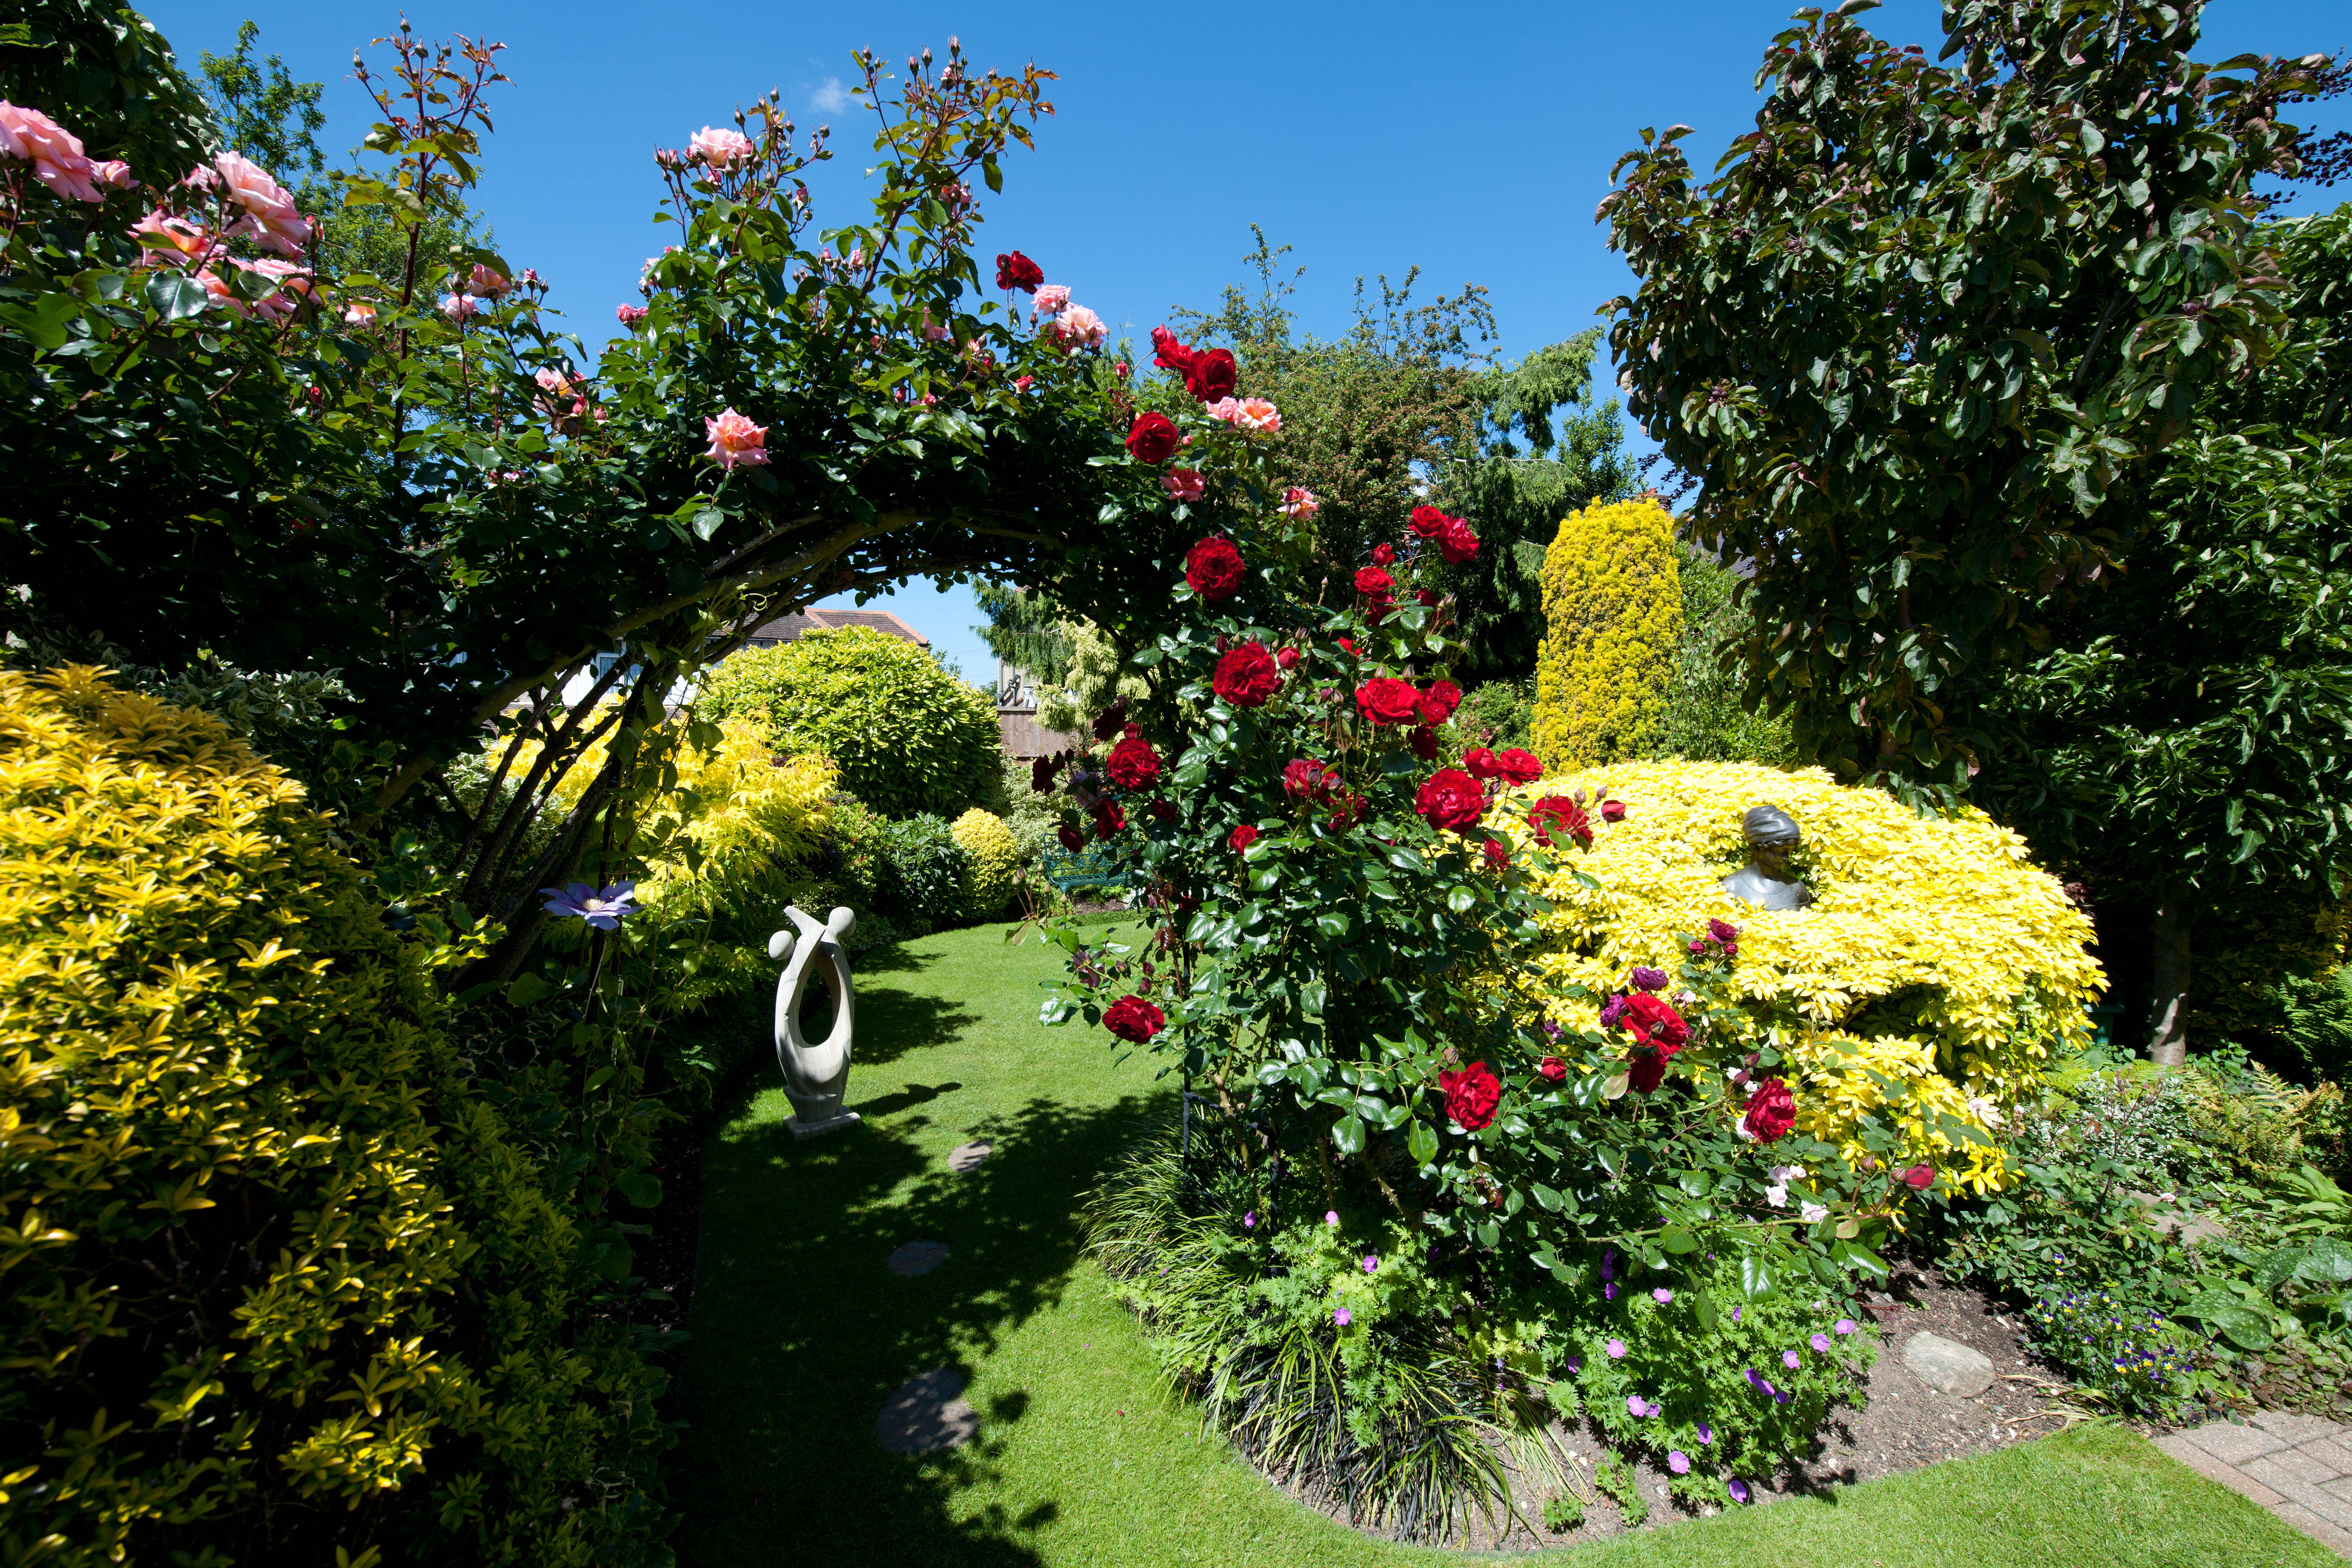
<box><xmin>2147</xmin><ymin>885</ymin><xmax>2193</xmax><ymax>1067</ymax></box>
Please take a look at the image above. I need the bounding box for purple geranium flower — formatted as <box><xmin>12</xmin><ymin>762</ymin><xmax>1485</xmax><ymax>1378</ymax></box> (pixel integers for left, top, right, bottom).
<box><xmin>1729</xmin><ymin>1478</ymin><xmax>1750</xmax><ymax>1503</ymax></box>
<box><xmin>1696</xmin><ymin>1421</ymin><xmax>1713</xmax><ymax>1445</ymax></box>
<box><xmin>1607</xmin><ymin>1338</ymin><xmax>1627</xmax><ymax>1360</ymax></box>
<box><xmin>1243</xmin><ymin>1211</ymin><xmax>1257</xmax><ymax>1228</ymax></box>
<box><xmin>1835</xmin><ymin>1318</ymin><xmax>1857</xmax><ymax>1336</ymax></box>
<box><xmin>540</xmin><ymin>880</ymin><xmax>638</xmax><ymax>930</ymax></box>
<box><xmin>1667</xmin><ymin>1450</ymin><xmax>1690</xmax><ymax>1475</ymax></box>
<box><xmin>1325</xmin><ymin>1210</ymin><xmax>1339</xmax><ymax>1226</ymax></box>
<box><xmin>1605</xmin><ymin>1282</ymin><xmax>1618</xmax><ymax>1300</ymax></box>
<box><xmin>1811</xmin><ymin>1332</ymin><xmax>1832</xmax><ymax>1353</ymax></box>
<box><xmin>1653</xmin><ymin>1287</ymin><xmax>1673</xmax><ymax>1304</ymax></box>
<box><xmin>1601</xmin><ymin>1248</ymin><xmax>1614</xmax><ymax>1281</ymax></box>
<box><xmin>1774</xmin><ymin>1388</ymin><xmax>1792</xmax><ymax>1405</ymax></box>
<box><xmin>1730</xmin><ymin>1306</ymin><xmax>1741</xmax><ymax>1323</ymax></box>
<box><xmin>1362</xmin><ymin>1254</ymin><xmax>1379</xmax><ymax>1275</ymax></box>
<box><xmin>1631</xmin><ymin>966</ymin><xmax>1670</xmax><ymax>992</ymax></box>
<box><xmin>1565</xmin><ymin>1355</ymin><xmax>1583</xmax><ymax>1374</ymax></box>
<box><xmin>1334</xmin><ymin>1306</ymin><xmax>1352</xmax><ymax>1326</ymax></box>
<box><xmin>1626</xmin><ymin>1394</ymin><xmax>1646</xmax><ymax>1418</ymax></box>
<box><xmin>1783</xmin><ymin>1349</ymin><xmax>1802</xmax><ymax>1371</ymax></box>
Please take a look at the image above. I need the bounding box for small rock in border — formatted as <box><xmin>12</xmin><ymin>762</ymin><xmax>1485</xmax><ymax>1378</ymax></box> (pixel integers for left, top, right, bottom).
<box><xmin>947</xmin><ymin>1141</ymin><xmax>992</xmax><ymax>1173</ymax></box>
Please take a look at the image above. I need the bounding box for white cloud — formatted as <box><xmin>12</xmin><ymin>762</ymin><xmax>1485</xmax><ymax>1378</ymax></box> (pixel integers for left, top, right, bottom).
<box><xmin>811</xmin><ymin>77</ymin><xmax>850</xmax><ymax>114</ymax></box>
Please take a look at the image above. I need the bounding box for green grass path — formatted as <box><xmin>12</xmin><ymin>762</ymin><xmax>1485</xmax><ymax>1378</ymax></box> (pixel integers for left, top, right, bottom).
<box><xmin>673</xmin><ymin>921</ymin><xmax>2334</xmax><ymax>1568</ymax></box>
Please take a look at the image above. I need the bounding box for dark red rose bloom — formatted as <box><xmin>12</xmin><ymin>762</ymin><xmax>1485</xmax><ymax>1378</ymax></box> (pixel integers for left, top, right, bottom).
<box><xmin>1528</xmin><ymin>794</ymin><xmax>1592</xmax><ymax>848</ymax></box>
<box><xmin>1103</xmin><ymin>994</ymin><xmax>1165</xmax><ymax>1042</ymax></box>
<box><xmin>1339</xmin><ymin>637</ymin><xmax>1360</xmax><ymax>657</ymax></box>
<box><xmin>1416</xmin><ymin>677</ymin><xmax>1463</xmax><ymax>726</ymax></box>
<box><xmin>1107</xmin><ymin>734</ymin><xmax>1162</xmax><ymax>789</ymax></box>
<box><xmin>1902</xmin><ymin>1164</ymin><xmax>1936</xmax><ymax>1190</ymax></box>
<box><xmin>1228</xmin><ymin>823</ymin><xmax>1258</xmax><ymax>854</ymax></box>
<box><xmin>1355</xmin><ymin>677</ymin><xmax>1421</xmax><ymax>726</ymax></box>
<box><xmin>1742</xmin><ymin>1078</ymin><xmax>1797</xmax><ymax>1143</ymax></box>
<box><xmin>1622</xmin><ymin>993</ymin><xmax>1690</xmax><ymax>1052</ymax></box>
<box><xmin>1416</xmin><ymin>588</ymin><xmax>1440</xmax><ymax>607</ymax></box>
<box><xmin>1408</xmin><ymin>725</ymin><xmax>1440</xmax><ymax>760</ymax></box>
<box><xmin>1415</xmin><ymin>766</ymin><xmax>1485</xmax><ymax>832</ymax></box>
<box><xmin>1212</xmin><ymin>640</ymin><xmax>1281</xmax><ymax>707</ymax></box>
<box><xmin>1325</xmin><ymin>791</ymin><xmax>1365</xmax><ymax>830</ymax></box>
<box><xmin>1282</xmin><ymin>757</ymin><xmax>1337</xmax><ymax>799</ymax></box>
<box><xmin>1629</xmin><ymin>1053</ymin><xmax>1671</xmax><ymax>1095</ymax></box>
<box><xmin>1185</xmin><ymin>347</ymin><xmax>1237</xmax><ymax>403</ymax></box>
<box><xmin>1707</xmin><ymin>917</ymin><xmax>1740</xmax><ymax>945</ymax></box>
<box><xmin>1437</xmin><ymin>513</ymin><xmax>1480</xmax><ymax>564</ymax></box>
<box><xmin>1149</xmin><ymin>324</ymin><xmax>1196</xmax><ymax>375</ymax></box>
<box><xmin>1091</xmin><ymin>700</ymin><xmax>1128</xmax><ymax>741</ymax></box>
<box><xmin>1438</xmin><ymin>1061</ymin><xmax>1503</xmax><ymax>1131</ymax></box>
<box><xmin>1354</xmin><ymin>566</ymin><xmax>1394</xmax><ymax>598</ymax></box>
<box><xmin>995</xmin><ymin>250</ymin><xmax>1043</xmax><ymax>292</ymax></box>
<box><xmin>1494</xmin><ymin>749</ymin><xmax>1544</xmax><ymax>786</ymax></box>
<box><xmin>1409</xmin><ymin>504</ymin><xmax>1446</xmax><ymax>540</ymax></box>
<box><xmin>1600</xmin><ymin>799</ymin><xmax>1627</xmax><ymax>822</ymax></box>
<box><xmin>1057</xmin><ymin>822</ymin><xmax>1085</xmax><ymax>853</ymax></box>
<box><xmin>1276</xmin><ymin>646</ymin><xmax>1301</xmax><ymax>670</ymax></box>
<box><xmin>1186</xmin><ymin>536</ymin><xmax>1246</xmax><ymax>600</ymax></box>
<box><xmin>1125</xmin><ymin>411</ymin><xmax>1181</xmax><ymax>465</ymax></box>
<box><xmin>1482</xmin><ymin>838</ymin><xmax>1510</xmax><ymax>870</ymax></box>
<box><xmin>1464</xmin><ymin>748</ymin><xmax>1502</xmax><ymax>781</ymax></box>
<box><xmin>1148</xmin><ymin>796</ymin><xmax>1176</xmax><ymax>823</ymax></box>
<box><xmin>1031</xmin><ymin>754</ymin><xmax>1061</xmax><ymax>794</ymax></box>
<box><xmin>1538</xmin><ymin>1055</ymin><xmax>1567</xmax><ymax>1082</ymax></box>
<box><xmin>1091</xmin><ymin>801</ymin><xmax>1127</xmax><ymax>840</ymax></box>
<box><xmin>1372</xmin><ymin>542</ymin><xmax>1395</xmax><ymax>565</ymax></box>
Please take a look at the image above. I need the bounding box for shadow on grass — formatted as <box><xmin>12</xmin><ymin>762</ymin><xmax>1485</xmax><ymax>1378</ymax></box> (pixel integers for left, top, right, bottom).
<box><xmin>674</xmin><ymin>1055</ymin><xmax>1169</xmax><ymax>1566</ymax></box>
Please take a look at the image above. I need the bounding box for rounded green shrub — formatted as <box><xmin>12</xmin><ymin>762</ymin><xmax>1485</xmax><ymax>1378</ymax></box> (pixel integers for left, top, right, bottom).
<box><xmin>697</xmin><ymin>626</ymin><xmax>1000</xmax><ymax>818</ymax></box>
<box><xmin>950</xmin><ymin>808</ymin><xmax>1022</xmax><ymax>920</ymax></box>
<box><xmin>0</xmin><ymin>667</ymin><xmax>668</xmax><ymax>1567</ymax></box>
<box><xmin>1530</xmin><ymin>497</ymin><xmax>1683</xmax><ymax>770</ymax></box>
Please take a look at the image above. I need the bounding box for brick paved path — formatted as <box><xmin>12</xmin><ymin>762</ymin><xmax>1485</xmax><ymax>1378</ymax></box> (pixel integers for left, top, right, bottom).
<box><xmin>2158</xmin><ymin>1411</ymin><xmax>2352</xmax><ymax>1555</ymax></box>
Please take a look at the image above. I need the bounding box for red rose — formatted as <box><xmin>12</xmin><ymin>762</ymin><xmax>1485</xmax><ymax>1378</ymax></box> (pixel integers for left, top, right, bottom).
<box><xmin>1902</xmin><ymin>1164</ymin><xmax>1936</xmax><ymax>1190</ymax></box>
<box><xmin>1276</xmin><ymin>646</ymin><xmax>1300</xmax><ymax>670</ymax></box>
<box><xmin>1326</xmin><ymin>791</ymin><xmax>1365</xmax><ymax>830</ymax></box>
<box><xmin>1148</xmin><ymin>796</ymin><xmax>1176</xmax><ymax>823</ymax></box>
<box><xmin>1742</xmin><ymin>1078</ymin><xmax>1796</xmax><ymax>1143</ymax></box>
<box><xmin>1125</xmin><ymin>411</ymin><xmax>1181</xmax><ymax>465</ymax></box>
<box><xmin>1414</xmin><ymin>766</ymin><xmax>1484</xmax><ymax>831</ymax></box>
<box><xmin>1438</xmin><ymin>1061</ymin><xmax>1503</xmax><ymax>1131</ymax></box>
<box><xmin>1229</xmin><ymin>823</ymin><xmax>1258</xmax><ymax>854</ymax></box>
<box><xmin>1091</xmin><ymin>701</ymin><xmax>1128</xmax><ymax>741</ymax></box>
<box><xmin>1408</xmin><ymin>725</ymin><xmax>1440</xmax><ymax>760</ymax></box>
<box><xmin>1600</xmin><ymin>799</ymin><xmax>1627</xmax><ymax>822</ymax></box>
<box><xmin>1354</xmin><ymin>677</ymin><xmax>1421</xmax><ymax>726</ymax></box>
<box><xmin>1057</xmin><ymin>823</ymin><xmax>1084</xmax><ymax>853</ymax></box>
<box><xmin>1185</xmin><ymin>347</ymin><xmax>1237</xmax><ymax>403</ymax></box>
<box><xmin>1464</xmin><ymin>748</ymin><xmax>1501</xmax><ymax>780</ymax></box>
<box><xmin>1538</xmin><ymin>1055</ymin><xmax>1567</xmax><ymax>1082</ymax></box>
<box><xmin>1528</xmin><ymin>794</ymin><xmax>1592</xmax><ymax>848</ymax></box>
<box><xmin>1339</xmin><ymin>637</ymin><xmax>1360</xmax><ymax>658</ymax></box>
<box><xmin>1212</xmin><ymin>640</ymin><xmax>1281</xmax><ymax>707</ymax></box>
<box><xmin>1437</xmin><ymin>514</ymin><xmax>1480</xmax><ymax>564</ymax></box>
<box><xmin>1107</xmin><ymin>733</ymin><xmax>1162</xmax><ymax>789</ymax></box>
<box><xmin>1031</xmin><ymin>754</ymin><xmax>1061</xmax><ymax>794</ymax></box>
<box><xmin>1416</xmin><ymin>677</ymin><xmax>1463</xmax><ymax>726</ymax></box>
<box><xmin>1092</xmin><ymin>801</ymin><xmax>1127</xmax><ymax>840</ymax></box>
<box><xmin>1186</xmin><ymin>536</ymin><xmax>1246</xmax><ymax>600</ymax></box>
<box><xmin>995</xmin><ymin>250</ymin><xmax>1043</xmax><ymax>292</ymax></box>
<box><xmin>1482</xmin><ymin>838</ymin><xmax>1509</xmax><ymax>870</ymax></box>
<box><xmin>1622</xmin><ymin>993</ymin><xmax>1689</xmax><ymax>1052</ymax></box>
<box><xmin>1409</xmin><ymin>504</ymin><xmax>1446</xmax><ymax>539</ymax></box>
<box><xmin>1103</xmin><ymin>995</ymin><xmax>1165</xmax><ymax>1042</ymax></box>
<box><xmin>1354</xmin><ymin>566</ymin><xmax>1394</xmax><ymax>598</ymax></box>
<box><xmin>1629</xmin><ymin>1053</ymin><xmax>1672</xmax><ymax>1095</ymax></box>
<box><xmin>1494</xmin><ymin>749</ymin><xmax>1544</xmax><ymax>786</ymax></box>
<box><xmin>1372</xmin><ymin>542</ymin><xmax>1395</xmax><ymax>565</ymax></box>
<box><xmin>1282</xmin><ymin>757</ymin><xmax>1337</xmax><ymax>799</ymax></box>
<box><xmin>1150</xmin><ymin>324</ymin><xmax>1195</xmax><ymax>375</ymax></box>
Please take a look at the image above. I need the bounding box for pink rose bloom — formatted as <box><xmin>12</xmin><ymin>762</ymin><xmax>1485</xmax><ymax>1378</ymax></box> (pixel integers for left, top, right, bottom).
<box><xmin>1160</xmin><ymin>467</ymin><xmax>1205</xmax><ymax>502</ymax></box>
<box><xmin>704</xmin><ymin>408</ymin><xmax>768</xmax><ymax>471</ymax></box>
<box><xmin>1281</xmin><ymin>486</ymin><xmax>1320</xmax><ymax>520</ymax></box>
<box><xmin>129</xmin><ymin>209</ymin><xmax>212</xmax><ymax>268</ymax></box>
<box><xmin>919</xmin><ymin>392</ymin><xmax>938</xmax><ymax>406</ymax></box>
<box><xmin>688</xmin><ymin>125</ymin><xmax>756</xmax><ymax>167</ymax></box>
<box><xmin>193</xmin><ymin>269</ymin><xmax>246</xmax><ymax>316</ymax></box>
<box><xmin>240</xmin><ymin>257</ymin><xmax>312</xmax><ymax>321</ymax></box>
<box><xmin>91</xmin><ymin>159</ymin><xmax>135</xmax><ymax>190</ymax></box>
<box><xmin>213</xmin><ymin>150</ymin><xmax>309</xmax><ymax>255</ymax></box>
<box><xmin>0</xmin><ymin>101</ymin><xmax>103</xmax><ymax>203</ymax></box>
<box><xmin>1234</xmin><ymin>396</ymin><xmax>1281</xmax><ymax>434</ymax></box>
<box><xmin>464</xmin><ymin>263</ymin><xmax>509</xmax><ymax>299</ymax></box>
<box><xmin>1046</xmin><ymin>303</ymin><xmax>1106</xmax><ymax>349</ymax></box>
<box><xmin>344</xmin><ymin>302</ymin><xmax>377</xmax><ymax>327</ymax></box>
<box><xmin>440</xmin><ymin>294</ymin><xmax>480</xmax><ymax>322</ymax></box>
<box><xmin>1031</xmin><ymin>284</ymin><xmax>1070</xmax><ymax>317</ymax></box>
<box><xmin>535</xmin><ymin>367</ymin><xmax>569</xmax><ymax>394</ymax></box>
<box><xmin>616</xmin><ymin>304</ymin><xmax>648</xmax><ymax>325</ymax></box>
<box><xmin>1204</xmin><ymin>397</ymin><xmax>1242</xmax><ymax>425</ymax></box>
<box><xmin>179</xmin><ymin>163</ymin><xmax>221</xmax><ymax>193</ymax></box>
<box><xmin>1013</xmin><ymin>374</ymin><xmax>1035</xmax><ymax>391</ymax></box>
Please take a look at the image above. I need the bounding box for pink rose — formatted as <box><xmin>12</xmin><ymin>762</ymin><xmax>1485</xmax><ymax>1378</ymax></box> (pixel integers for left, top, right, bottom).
<box><xmin>343</xmin><ymin>302</ymin><xmax>376</xmax><ymax>327</ymax></box>
<box><xmin>1281</xmin><ymin>486</ymin><xmax>1320</xmax><ymax>520</ymax></box>
<box><xmin>704</xmin><ymin>408</ymin><xmax>768</xmax><ymax>471</ymax></box>
<box><xmin>689</xmin><ymin>125</ymin><xmax>756</xmax><ymax>167</ymax></box>
<box><xmin>213</xmin><ymin>150</ymin><xmax>310</xmax><ymax>255</ymax></box>
<box><xmin>0</xmin><ymin>101</ymin><xmax>103</xmax><ymax>203</ymax></box>
<box><xmin>128</xmin><ymin>208</ymin><xmax>212</xmax><ymax>268</ymax></box>
<box><xmin>1046</xmin><ymin>303</ymin><xmax>1106</xmax><ymax>349</ymax></box>
<box><xmin>440</xmin><ymin>294</ymin><xmax>480</xmax><ymax>321</ymax></box>
<box><xmin>464</xmin><ymin>262</ymin><xmax>510</xmax><ymax>299</ymax></box>
<box><xmin>194</xmin><ymin>269</ymin><xmax>246</xmax><ymax>316</ymax></box>
<box><xmin>91</xmin><ymin>159</ymin><xmax>135</xmax><ymax>190</ymax></box>
<box><xmin>616</xmin><ymin>304</ymin><xmax>648</xmax><ymax>325</ymax></box>
<box><xmin>1161</xmin><ymin>468</ymin><xmax>1206</xmax><ymax>503</ymax></box>
<box><xmin>1032</xmin><ymin>284</ymin><xmax>1071</xmax><ymax>316</ymax></box>
<box><xmin>1232</xmin><ymin>396</ymin><xmax>1280</xmax><ymax>434</ymax></box>
<box><xmin>1204</xmin><ymin>397</ymin><xmax>1241</xmax><ymax>425</ymax></box>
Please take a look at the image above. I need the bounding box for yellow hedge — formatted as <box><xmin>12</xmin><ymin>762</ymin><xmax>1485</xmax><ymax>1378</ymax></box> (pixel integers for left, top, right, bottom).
<box><xmin>0</xmin><ymin>668</ymin><xmax>664</xmax><ymax>1566</ymax></box>
<box><xmin>1499</xmin><ymin>759</ymin><xmax>2104</xmax><ymax>1194</ymax></box>
<box><xmin>1529</xmin><ymin>497</ymin><xmax>1683</xmax><ymax>770</ymax></box>
<box><xmin>952</xmin><ymin>808</ymin><xmax>1023</xmax><ymax>920</ymax></box>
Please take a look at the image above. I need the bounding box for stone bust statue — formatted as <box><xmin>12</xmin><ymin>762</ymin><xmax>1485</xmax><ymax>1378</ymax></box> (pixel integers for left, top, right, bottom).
<box><xmin>1719</xmin><ymin>805</ymin><xmax>1813</xmax><ymax>911</ymax></box>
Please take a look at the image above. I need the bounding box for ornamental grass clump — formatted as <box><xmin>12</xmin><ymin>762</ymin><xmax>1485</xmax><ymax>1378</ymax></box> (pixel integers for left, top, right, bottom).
<box><xmin>1506</xmin><ymin>758</ymin><xmax>2105</xmax><ymax>1193</ymax></box>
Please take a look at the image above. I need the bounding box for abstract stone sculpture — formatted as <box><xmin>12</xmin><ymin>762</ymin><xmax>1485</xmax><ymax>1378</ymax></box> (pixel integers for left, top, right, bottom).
<box><xmin>1719</xmin><ymin>804</ymin><xmax>1813</xmax><ymax>911</ymax></box>
<box><xmin>771</xmin><ymin>904</ymin><xmax>861</xmax><ymax>1139</ymax></box>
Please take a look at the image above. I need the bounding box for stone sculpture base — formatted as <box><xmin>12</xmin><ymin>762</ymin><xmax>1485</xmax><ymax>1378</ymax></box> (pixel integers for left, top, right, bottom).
<box><xmin>786</xmin><ymin>1110</ymin><xmax>862</xmax><ymax>1141</ymax></box>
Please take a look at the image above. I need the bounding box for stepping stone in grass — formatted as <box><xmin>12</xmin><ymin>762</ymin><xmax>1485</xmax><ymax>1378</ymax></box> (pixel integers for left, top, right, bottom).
<box><xmin>887</xmin><ymin>1239</ymin><xmax>949</xmax><ymax>1277</ymax></box>
<box><xmin>947</xmin><ymin>1141</ymin><xmax>992</xmax><ymax>1172</ymax></box>
<box><xmin>877</xmin><ymin>1367</ymin><xmax>980</xmax><ymax>1454</ymax></box>
<box><xmin>1903</xmin><ymin>1330</ymin><xmax>1995</xmax><ymax>1398</ymax></box>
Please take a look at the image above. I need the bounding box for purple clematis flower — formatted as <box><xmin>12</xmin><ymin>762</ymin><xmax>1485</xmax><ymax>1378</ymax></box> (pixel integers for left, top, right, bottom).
<box><xmin>541</xmin><ymin>880</ymin><xmax>638</xmax><ymax>930</ymax></box>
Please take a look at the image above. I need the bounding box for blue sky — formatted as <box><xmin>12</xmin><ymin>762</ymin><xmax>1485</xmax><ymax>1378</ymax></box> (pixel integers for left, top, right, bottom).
<box><xmin>145</xmin><ymin>0</ymin><xmax>2350</xmax><ymax>685</ymax></box>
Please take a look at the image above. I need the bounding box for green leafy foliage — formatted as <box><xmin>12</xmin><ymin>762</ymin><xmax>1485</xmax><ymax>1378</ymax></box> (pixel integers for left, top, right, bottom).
<box><xmin>697</xmin><ymin>627</ymin><xmax>1000</xmax><ymax>819</ymax></box>
<box><xmin>1651</xmin><ymin>545</ymin><xmax>1797</xmax><ymax>765</ymax></box>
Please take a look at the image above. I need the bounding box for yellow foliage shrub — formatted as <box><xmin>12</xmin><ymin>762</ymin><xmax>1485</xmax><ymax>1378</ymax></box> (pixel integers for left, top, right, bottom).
<box><xmin>1500</xmin><ymin>759</ymin><xmax>2104</xmax><ymax>1194</ymax></box>
<box><xmin>638</xmin><ymin>717</ymin><xmax>836</xmax><ymax>918</ymax></box>
<box><xmin>0</xmin><ymin>668</ymin><xmax>665</xmax><ymax>1565</ymax></box>
<box><xmin>1529</xmin><ymin>497</ymin><xmax>1683</xmax><ymax>770</ymax></box>
<box><xmin>952</xmin><ymin>808</ymin><xmax>1023</xmax><ymax>920</ymax></box>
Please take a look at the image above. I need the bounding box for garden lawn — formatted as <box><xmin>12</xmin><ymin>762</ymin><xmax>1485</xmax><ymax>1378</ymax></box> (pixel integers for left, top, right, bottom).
<box><xmin>673</xmin><ymin>921</ymin><xmax>2334</xmax><ymax>1568</ymax></box>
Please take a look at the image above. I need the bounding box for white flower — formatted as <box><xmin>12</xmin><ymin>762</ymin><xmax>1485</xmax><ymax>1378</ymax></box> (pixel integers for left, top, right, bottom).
<box><xmin>1800</xmin><ymin>1201</ymin><xmax>1829</xmax><ymax>1223</ymax></box>
<box><xmin>1769</xmin><ymin>1164</ymin><xmax>1805</xmax><ymax>1185</ymax></box>
<box><xmin>1764</xmin><ymin>1183</ymin><xmax>1788</xmax><ymax>1209</ymax></box>
<box><xmin>1966</xmin><ymin>1094</ymin><xmax>2006</xmax><ymax>1127</ymax></box>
